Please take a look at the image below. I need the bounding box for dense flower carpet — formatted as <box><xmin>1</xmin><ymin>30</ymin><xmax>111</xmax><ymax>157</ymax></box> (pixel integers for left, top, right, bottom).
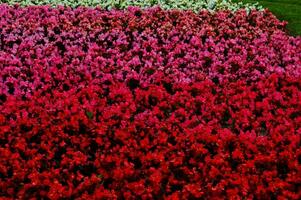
<box><xmin>0</xmin><ymin>1</ymin><xmax>300</xmax><ymax>199</ymax></box>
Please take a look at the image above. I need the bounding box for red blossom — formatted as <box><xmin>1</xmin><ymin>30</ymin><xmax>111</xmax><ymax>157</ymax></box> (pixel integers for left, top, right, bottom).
<box><xmin>0</xmin><ymin>5</ymin><xmax>300</xmax><ymax>199</ymax></box>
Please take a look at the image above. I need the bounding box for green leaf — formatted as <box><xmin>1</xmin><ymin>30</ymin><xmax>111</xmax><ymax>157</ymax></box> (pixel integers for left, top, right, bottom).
<box><xmin>86</xmin><ymin>111</ymin><xmax>93</xmax><ymax>119</ymax></box>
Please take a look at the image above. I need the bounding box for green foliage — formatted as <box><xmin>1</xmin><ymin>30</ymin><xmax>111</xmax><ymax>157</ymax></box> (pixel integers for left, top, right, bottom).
<box><xmin>85</xmin><ymin>111</ymin><xmax>93</xmax><ymax>119</ymax></box>
<box><xmin>0</xmin><ymin>0</ymin><xmax>263</xmax><ymax>12</ymax></box>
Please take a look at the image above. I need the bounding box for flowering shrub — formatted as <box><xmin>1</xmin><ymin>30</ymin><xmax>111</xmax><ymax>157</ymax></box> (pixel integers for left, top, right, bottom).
<box><xmin>0</xmin><ymin>5</ymin><xmax>300</xmax><ymax>199</ymax></box>
<box><xmin>1</xmin><ymin>0</ymin><xmax>263</xmax><ymax>12</ymax></box>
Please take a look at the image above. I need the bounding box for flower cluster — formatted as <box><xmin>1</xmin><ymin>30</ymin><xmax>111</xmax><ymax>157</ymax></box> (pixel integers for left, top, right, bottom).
<box><xmin>0</xmin><ymin>5</ymin><xmax>300</xmax><ymax>199</ymax></box>
<box><xmin>0</xmin><ymin>0</ymin><xmax>263</xmax><ymax>12</ymax></box>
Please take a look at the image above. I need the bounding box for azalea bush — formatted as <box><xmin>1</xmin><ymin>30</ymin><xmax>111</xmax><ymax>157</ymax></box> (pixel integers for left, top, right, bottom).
<box><xmin>0</xmin><ymin>0</ymin><xmax>263</xmax><ymax>12</ymax></box>
<box><xmin>0</xmin><ymin>5</ymin><xmax>300</xmax><ymax>199</ymax></box>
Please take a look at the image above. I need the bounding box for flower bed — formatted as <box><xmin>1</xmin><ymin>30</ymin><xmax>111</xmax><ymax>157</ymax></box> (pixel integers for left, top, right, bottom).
<box><xmin>0</xmin><ymin>5</ymin><xmax>300</xmax><ymax>199</ymax></box>
<box><xmin>1</xmin><ymin>0</ymin><xmax>262</xmax><ymax>12</ymax></box>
